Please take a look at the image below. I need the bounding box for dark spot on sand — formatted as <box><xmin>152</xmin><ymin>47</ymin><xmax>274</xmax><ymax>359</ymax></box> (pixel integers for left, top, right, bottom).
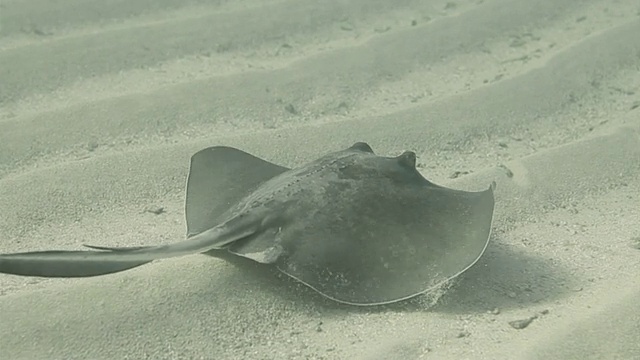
<box><xmin>145</xmin><ymin>207</ymin><xmax>165</xmax><ymax>215</ymax></box>
<box><xmin>509</xmin><ymin>316</ymin><xmax>536</xmax><ymax>329</ymax></box>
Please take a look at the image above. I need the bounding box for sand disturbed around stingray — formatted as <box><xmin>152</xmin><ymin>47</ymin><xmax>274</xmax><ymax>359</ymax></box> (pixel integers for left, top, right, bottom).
<box><xmin>1</xmin><ymin>0</ymin><xmax>639</xmax><ymax>359</ymax></box>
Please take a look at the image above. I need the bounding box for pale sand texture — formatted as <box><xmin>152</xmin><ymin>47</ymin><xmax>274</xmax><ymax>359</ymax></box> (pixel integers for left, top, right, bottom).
<box><xmin>1</xmin><ymin>0</ymin><xmax>639</xmax><ymax>359</ymax></box>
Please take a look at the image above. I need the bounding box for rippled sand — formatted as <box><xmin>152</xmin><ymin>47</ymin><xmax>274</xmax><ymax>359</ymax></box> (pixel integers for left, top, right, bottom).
<box><xmin>1</xmin><ymin>1</ymin><xmax>639</xmax><ymax>358</ymax></box>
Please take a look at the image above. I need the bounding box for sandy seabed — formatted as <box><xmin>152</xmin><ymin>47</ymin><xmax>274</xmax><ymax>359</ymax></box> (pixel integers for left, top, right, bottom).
<box><xmin>1</xmin><ymin>0</ymin><xmax>639</xmax><ymax>359</ymax></box>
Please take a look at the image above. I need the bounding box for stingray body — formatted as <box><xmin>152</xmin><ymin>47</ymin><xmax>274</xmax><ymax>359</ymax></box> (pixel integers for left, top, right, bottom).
<box><xmin>0</xmin><ymin>142</ymin><xmax>495</xmax><ymax>305</ymax></box>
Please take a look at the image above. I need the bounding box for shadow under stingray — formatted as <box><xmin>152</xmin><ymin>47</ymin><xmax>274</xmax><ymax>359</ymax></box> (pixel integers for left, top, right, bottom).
<box><xmin>433</xmin><ymin>235</ymin><xmax>578</xmax><ymax>314</ymax></box>
<box><xmin>202</xmin><ymin>233</ymin><xmax>577</xmax><ymax>315</ymax></box>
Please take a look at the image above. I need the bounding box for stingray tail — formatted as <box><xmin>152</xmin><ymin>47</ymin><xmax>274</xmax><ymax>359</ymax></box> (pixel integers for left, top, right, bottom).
<box><xmin>0</xmin><ymin>223</ymin><xmax>258</xmax><ymax>278</ymax></box>
<box><xmin>0</xmin><ymin>250</ymin><xmax>150</xmax><ymax>278</ymax></box>
<box><xmin>83</xmin><ymin>244</ymin><xmax>151</xmax><ymax>252</ymax></box>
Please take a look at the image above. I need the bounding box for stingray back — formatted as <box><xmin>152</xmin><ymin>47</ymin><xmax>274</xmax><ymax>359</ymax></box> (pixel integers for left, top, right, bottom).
<box><xmin>185</xmin><ymin>147</ymin><xmax>289</xmax><ymax>236</ymax></box>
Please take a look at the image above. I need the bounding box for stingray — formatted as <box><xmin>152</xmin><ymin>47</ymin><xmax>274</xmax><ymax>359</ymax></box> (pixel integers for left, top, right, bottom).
<box><xmin>0</xmin><ymin>142</ymin><xmax>495</xmax><ymax>306</ymax></box>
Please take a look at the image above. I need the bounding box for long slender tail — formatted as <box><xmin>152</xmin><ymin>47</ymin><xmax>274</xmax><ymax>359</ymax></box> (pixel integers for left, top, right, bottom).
<box><xmin>0</xmin><ymin>250</ymin><xmax>151</xmax><ymax>277</ymax></box>
<box><xmin>0</xmin><ymin>225</ymin><xmax>256</xmax><ymax>278</ymax></box>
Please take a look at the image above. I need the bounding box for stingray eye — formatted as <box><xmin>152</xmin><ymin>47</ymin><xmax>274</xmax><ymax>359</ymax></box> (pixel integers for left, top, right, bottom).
<box><xmin>397</xmin><ymin>151</ymin><xmax>417</xmax><ymax>168</ymax></box>
<box><xmin>350</xmin><ymin>142</ymin><xmax>374</xmax><ymax>153</ymax></box>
